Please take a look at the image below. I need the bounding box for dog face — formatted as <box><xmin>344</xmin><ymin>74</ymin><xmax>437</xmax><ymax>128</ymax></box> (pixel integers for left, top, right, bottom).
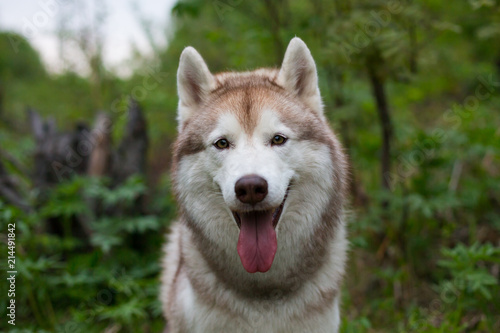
<box><xmin>172</xmin><ymin>38</ymin><xmax>342</xmax><ymax>273</ymax></box>
<box><xmin>209</xmin><ymin>108</ymin><xmax>293</xmax><ymax>210</ymax></box>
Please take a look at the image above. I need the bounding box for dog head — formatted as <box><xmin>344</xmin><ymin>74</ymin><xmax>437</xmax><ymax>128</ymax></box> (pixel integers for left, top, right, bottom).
<box><xmin>172</xmin><ymin>38</ymin><xmax>346</xmax><ymax>274</ymax></box>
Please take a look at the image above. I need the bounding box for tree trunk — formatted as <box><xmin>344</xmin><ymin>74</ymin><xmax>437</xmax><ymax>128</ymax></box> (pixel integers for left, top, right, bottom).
<box><xmin>114</xmin><ymin>99</ymin><xmax>149</xmax><ymax>185</ymax></box>
<box><xmin>325</xmin><ymin>68</ymin><xmax>369</xmax><ymax>207</ymax></box>
<box><xmin>367</xmin><ymin>61</ymin><xmax>393</xmax><ymax>192</ymax></box>
<box><xmin>0</xmin><ymin>82</ymin><xmax>4</xmax><ymax>118</ymax></box>
<box><xmin>88</xmin><ymin>113</ymin><xmax>113</xmax><ymax>177</ymax></box>
<box><xmin>496</xmin><ymin>48</ymin><xmax>500</xmax><ymax>78</ymax></box>
<box><xmin>262</xmin><ymin>0</ymin><xmax>285</xmax><ymax>64</ymax></box>
<box><xmin>409</xmin><ymin>23</ymin><xmax>418</xmax><ymax>74</ymax></box>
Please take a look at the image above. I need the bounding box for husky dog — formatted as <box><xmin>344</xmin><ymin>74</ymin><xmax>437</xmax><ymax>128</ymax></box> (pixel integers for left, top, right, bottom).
<box><xmin>161</xmin><ymin>37</ymin><xmax>349</xmax><ymax>333</ymax></box>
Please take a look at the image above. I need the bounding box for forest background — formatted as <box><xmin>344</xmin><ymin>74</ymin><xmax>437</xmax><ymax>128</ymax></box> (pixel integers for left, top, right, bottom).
<box><xmin>0</xmin><ymin>0</ymin><xmax>499</xmax><ymax>332</ymax></box>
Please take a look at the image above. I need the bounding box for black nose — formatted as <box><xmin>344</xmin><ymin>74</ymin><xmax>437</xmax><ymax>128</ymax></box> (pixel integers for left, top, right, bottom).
<box><xmin>235</xmin><ymin>175</ymin><xmax>268</xmax><ymax>204</ymax></box>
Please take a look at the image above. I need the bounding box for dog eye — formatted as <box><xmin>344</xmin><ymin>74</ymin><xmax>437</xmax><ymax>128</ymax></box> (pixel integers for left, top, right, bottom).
<box><xmin>214</xmin><ymin>138</ymin><xmax>230</xmax><ymax>149</ymax></box>
<box><xmin>271</xmin><ymin>135</ymin><xmax>287</xmax><ymax>146</ymax></box>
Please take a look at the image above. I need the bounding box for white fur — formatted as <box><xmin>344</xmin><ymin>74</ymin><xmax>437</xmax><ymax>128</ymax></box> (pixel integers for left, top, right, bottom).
<box><xmin>209</xmin><ymin>111</ymin><xmax>294</xmax><ymax>212</ymax></box>
<box><xmin>164</xmin><ymin>109</ymin><xmax>346</xmax><ymax>331</ymax></box>
<box><xmin>277</xmin><ymin>37</ymin><xmax>325</xmax><ymax>121</ymax></box>
<box><xmin>162</xmin><ymin>38</ymin><xmax>347</xmax><ymax>332</ymax></box>
<box><xmin>177</xmin><ymin>47</ymin><xmax>216</xmax><ymax>131</ymax></box>
<box><xmin>163</xmin><ymin>219</ymin><xmax>347</xmax><ymax>332</ymax></box>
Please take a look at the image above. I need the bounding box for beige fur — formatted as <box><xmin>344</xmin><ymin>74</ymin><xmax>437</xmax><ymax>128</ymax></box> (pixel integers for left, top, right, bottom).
<box><xmin>161</xmin><ymin>38</ymin><xmax>349</xmax><ymax>333</ymax></box>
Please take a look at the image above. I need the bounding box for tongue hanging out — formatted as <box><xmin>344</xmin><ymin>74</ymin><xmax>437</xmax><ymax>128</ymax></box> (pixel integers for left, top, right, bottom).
<box><xmin>237</xmin><ymin>210</ymin><xmax>277</xmax><ymax>273</ymax></box>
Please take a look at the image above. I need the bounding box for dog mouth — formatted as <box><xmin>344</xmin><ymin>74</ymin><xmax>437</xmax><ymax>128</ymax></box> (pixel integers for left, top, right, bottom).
<box><xmin>231</xmin><ymin>188</ymin><xmax>289</xmax><ymax>274</ymax></box>
<box><xmin>232</xmin><ymin>190</ymin><xmax>288</xmax><ymax>229</ymax></box>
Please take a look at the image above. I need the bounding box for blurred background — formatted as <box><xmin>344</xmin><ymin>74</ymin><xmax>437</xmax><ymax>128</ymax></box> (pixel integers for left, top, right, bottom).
<box><xmin>0</xmin><ymin>0</ymin><xmax>499</xmax><ymax>332</ymax></box>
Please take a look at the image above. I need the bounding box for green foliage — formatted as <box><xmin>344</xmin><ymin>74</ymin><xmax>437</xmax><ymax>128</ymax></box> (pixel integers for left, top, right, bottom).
<box><xmin>85</xmin><ymin>175</ymin><xmax>148</xmax><ymax>208</ymax></box>
<box><xmin>0</xmin><ymin>174</ymin><xmax>171</xmax><ymax>332</ymax></box>
<box><xmin>0</xmin><ymin>32</ymin><xmax>46</xmax><ymax>80</ymax></box>
<box><xmin>438</xmin><ymin>243</ymin><xmax>500</xmax><ymax>302</ymax></box>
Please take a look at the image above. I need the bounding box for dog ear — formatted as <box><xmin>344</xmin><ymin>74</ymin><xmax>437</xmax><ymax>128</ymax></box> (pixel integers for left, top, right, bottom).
<box><xmin>177</xmin><ymin>47</ymin><xmax>215</xmax><ymax>130</ymax></box>
<box><xmin>278</xmin><ymin>38</ymin><xmax>324</xmax><ymax>119</ymax></box>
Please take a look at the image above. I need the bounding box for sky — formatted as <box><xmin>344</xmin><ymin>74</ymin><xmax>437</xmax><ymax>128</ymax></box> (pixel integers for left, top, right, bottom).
<box><xmin>0</xmin><ymin>0</ymin><xmax>177</xmax><ymax>76</ymax></box>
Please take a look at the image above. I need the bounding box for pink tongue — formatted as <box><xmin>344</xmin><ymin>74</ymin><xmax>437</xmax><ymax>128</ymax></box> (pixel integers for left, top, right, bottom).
<box><xmin>237</xmin><ymin>210</ymin><xmax>277</xmax><ymax>273</ymax></box>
